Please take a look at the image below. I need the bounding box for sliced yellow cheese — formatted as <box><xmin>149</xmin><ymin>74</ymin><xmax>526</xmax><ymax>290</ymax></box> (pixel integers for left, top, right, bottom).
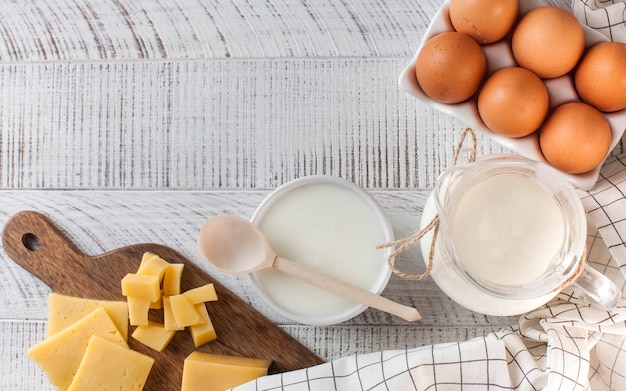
<box><xmin>169</xmin><ymin>293</ymin><xmax>203</xmax><ymax>327</ymax></box>
<box><xmin>162</xmin><ymin>296</ymin><xmax>184</xmax><ymax>331</ymax></box>
<box><xmin>189</xmin><ymin>304</ymin><xmax>217</xmax><ymax>347</ymax></box>
<box><xmin>150</xmin><ymin>293</ymin><xmax>164</xmax><ymax>310</ymax></box>
<box><xmin>162</xmin><ymin>263</ymin><xmax>184</xmax><ymax>296</ymax></box>
<box><xmin>181</xmin><ymin>352</ymin><xmax>271</xmax><ymax>391</ymax></box>
<box><xmin>46</xmin><ymin>292</ymin><xmax>129</xmax><ymax>341</ymax></box>
<box><xmin>184</xmin><ymin>283</ymin><xmax>218</xmax><ymax>305</ymax></box>
<box><xmin>141</xmin><ymin>251</ymin><xmax>157</xmax><ymax>264</ymax></box>
<box><xmin>27</xmin><ymin>307</ymin><xmax>128</xmax><ymax>390</ymax></box>
<box><xmin>127</xmin><ymin>296</ymin><xmax>151</xmax><ymax>326</ymax></box>
<box><xmin>137</xmin><ymin>253</ymin><xmax>170</xmax><ymax>282</ymax></box>
<box><xmin>121</xmin><ymin>273</ymin><xmax>160</xmax><ymax>302</ymax></box>
<box><xmin>68</xmin><ymin>335</ymin><xmax>154</xmax><ymax>391</ymax></box>
<box><xmin>132</xmin><ymin>321</ymin><xmax>177</xmax><ymax>352</ymax></box>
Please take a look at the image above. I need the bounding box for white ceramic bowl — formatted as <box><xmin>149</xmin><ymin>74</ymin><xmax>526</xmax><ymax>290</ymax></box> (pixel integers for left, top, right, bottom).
<box><xmin>249</xmin><ymin>175</ymin><xmax>394</xmax><ymax>325</ymax></box>
<box><xmin>398</xmin><ymin>0</ymin><xmax>626</xmax><ymax>190</ymax></box>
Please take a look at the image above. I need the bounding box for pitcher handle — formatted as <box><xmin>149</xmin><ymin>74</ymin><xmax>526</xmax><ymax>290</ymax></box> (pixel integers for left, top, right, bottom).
<box><xmin>573</xmin><ymin>265</ymin><xmax>621</xmax><ymax>311</ymax></box>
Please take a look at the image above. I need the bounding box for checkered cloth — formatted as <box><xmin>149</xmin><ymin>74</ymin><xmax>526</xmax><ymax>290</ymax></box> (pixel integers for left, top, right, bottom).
<box><xmin>232</xmin><ymin>154</ymin><xmax>626</xmax><ymax>390</ymax></box>
<box><xmin>572</xmin><ymin>0</ymin><xmax>626</xmax><ymax>43</ymax></box>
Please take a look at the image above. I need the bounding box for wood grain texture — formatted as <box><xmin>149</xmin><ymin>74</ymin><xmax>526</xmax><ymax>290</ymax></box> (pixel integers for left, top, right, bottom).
<box><xmin>0</xmin><ymin>0</ymin><xmax>574</xmax><ymax>61</ymax></box>
<box><xmin>0</xmin><ymin>0</ymin><xmax>440</xmax><ymax>61</ymax></box>
<box><xmin>0</xmin><ymin>0</ymin><xmax>601</xmax><ymax>389</ymax></box>
<box><xmin>3</xmin><ymin>211</ymin><xmax>323</xmax><ymax>389</ymax></box>
<box><xmin>0</xmin><ymin>59</ymin><xmax>512</xmax><ymax>191</ymax></box>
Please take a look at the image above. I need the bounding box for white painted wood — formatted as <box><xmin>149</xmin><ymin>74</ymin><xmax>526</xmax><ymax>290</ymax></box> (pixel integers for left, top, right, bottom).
<box><xmin>0</xmin><ymin>191</ymin><xmax>518</xmax><ymax>390</ymax></box>
<box><xmin>0</xmin><ymin>0</ymin><xmax>612</xmax><ymax>389</ymax></box>
<box><xmin>0</xmin><ymin>59</ymin><xmax>514</xmax><ymax>190</ymax></box>
<box><xmin>0</xmin><ymin>0</ymin><xmax>441</xmax><ymax>60</ymax></box>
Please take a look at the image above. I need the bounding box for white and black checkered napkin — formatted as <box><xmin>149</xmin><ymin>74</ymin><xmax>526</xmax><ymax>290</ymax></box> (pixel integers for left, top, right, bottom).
<box><xmin>231</xmin><ymin>154</ymin><xmax>626</xmax><ymax>390</ymax></box>
<box><xmin>572</xmin><ymin>0</ymin><xmax>626</xmax><ymax>43</ymax></box>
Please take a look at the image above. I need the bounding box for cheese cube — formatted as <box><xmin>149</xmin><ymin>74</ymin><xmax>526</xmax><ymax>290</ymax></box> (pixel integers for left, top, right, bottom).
<box><xmin>169</xmin><ymin>294</ymin><xmax>203</xmax><ymax>327</ymax></box>
<box><xmin>181</xmin><ymin>352</ymin><xmax>271</xmax><ymax>391</ymax></box>
<box><xmin>47</xmin><ymin>292</ymin><xmax>129</xmax><ymax>341</ymax></box>
<box><xmin>132</xmin><ymin>321</ymin><xmax>176</xmax><ymax>352</ymax></box>
<box><xmin>127</xmin><ymin>296</ymin><xmax>151</xmax><ymax>326</ymax></box>
<box><xmin>150</xmin><ymin>294</ymin><xmax>163</xmax><ymax>310</ymax></box>
<box><xmin>137</xmin><ymin>253</ymin><xmax>170</xmax><ymax>281</ymax></box>
<box><xmin>68</xmin><ymin>335</ymin><xmax>154</xmax><ymax>391</ymax></box>
<box><xmin>121</xmin><ymin>273</ymin><xmax>160</xmax><ymax>302</ymax></box>
<box><xmin>162</xmin><ymin>263</ymin><xmax>184</xmax><ymax>296</ymax></box>
<box><xmin>189</xmin><ymin>304</ymin><xmax>217</xmax><ymax>347</ymax></box>
<box><xmin>163</xmin><ymin>296</ymin><xmax>184</xmax><ymax>331</ymax></box>
<box><xmin>27</xmin><ymin>307</ymin><xmax>128</xmax><ymax>390</ymax></box>
<box><xmin>141</xmin><ymin>251</ymin><xmax>157</xmax><ymax>264</ymax></box>
<box><xmin>184</xmin><ymin>283</ymin><xmax>218</xmax><ymax>304</ymax></box>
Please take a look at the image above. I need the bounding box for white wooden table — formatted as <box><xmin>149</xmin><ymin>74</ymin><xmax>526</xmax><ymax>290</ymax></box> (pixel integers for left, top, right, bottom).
<box><xmin>0</xmin><ymin>0</ymin><xmax>613</xmax><ymax>389</ymax></box>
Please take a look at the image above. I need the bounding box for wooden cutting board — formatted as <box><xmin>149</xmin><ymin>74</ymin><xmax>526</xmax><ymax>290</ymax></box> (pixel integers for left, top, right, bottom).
<box><xmin>2</xmin><ymin>211</ymin><xmax>324</xmax><ymax>390</ymax></box>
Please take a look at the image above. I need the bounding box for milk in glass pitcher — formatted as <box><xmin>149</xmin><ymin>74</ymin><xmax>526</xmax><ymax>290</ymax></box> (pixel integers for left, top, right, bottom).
<box><xmin>420</xmin><ymin>156</ymin><xmax>620</xmax><ymax>316</ymax></box>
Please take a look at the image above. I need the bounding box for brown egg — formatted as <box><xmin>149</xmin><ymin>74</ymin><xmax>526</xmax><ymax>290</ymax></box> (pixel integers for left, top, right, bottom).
<box><xmin>478</xmin><ymin>67</ymin><xmax>550</xmax><ymax>138</ymax></box>
<box><xmin>478</xmin><ymin>67</ymin><xmax>549</xmax><ymax>138</ymax></box>
<box><xmin>449</xmin><ymin>0</ymin><xmax>519</xmax><ymax>44</ymax></box>
<box><xmin>574</xmin><ymin>42</ymin><xmax>626</xmax><ymax>112</ymax></box>
<box><xmin>512</xmin><ymin>6</ymin><xmax>585</xmax><ymax>79</ymax></box>
<box><xmin>539</xmin><ymin>102</ymin><xmax>611</xmax><ymax>174</ymax></box>
<box><xmin>415</xmin><ymin>32</ymin><xmax>486</xmax><ymax>104</ymax></box>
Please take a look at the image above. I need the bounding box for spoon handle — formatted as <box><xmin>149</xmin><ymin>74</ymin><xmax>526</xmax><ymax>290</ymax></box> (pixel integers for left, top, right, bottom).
<box><xmin>274</xmin><ymin>256</ymin><xmax>421</xmax><ymax>322</ymax></box>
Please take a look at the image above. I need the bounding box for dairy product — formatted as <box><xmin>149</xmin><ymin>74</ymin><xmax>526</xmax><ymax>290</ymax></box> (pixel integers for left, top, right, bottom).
<box><xmin>181</xmin><ymin>352</ymin><xmax>271</xmax><ymax>391</ymax></box>
<box><xmin>184</xmin><ymin>283</ymin><xmax>218</xmax><ymax>304</ymax></box>
<box><xmin>163</xmin><ymin>263</ymin><xmax>185</xmax><ymax>295</ymax></box>
<box><xmin>68</xmin><ymin>336</ymin><xmax>154</xmax><ymax>391</ymax></box>
<box><xmin>47</xmin><ymin>292</ymin><xmax>129</xmax><ymax>340</ymax></box>
<box><xmin>121</xmin><ymin>273</ymin><xmax>160</xmax><ymax>302</ymax></box>
<box><xmin>127</xmin><ymin>296</ymin><xmax>151</xmax><ymax>326</ymax></box>
<box><xmin>163</xmin><ymin>296</ymin><xmax>184</xmax><ymax>331</ymax></box>
<box><xmin>254</xmin><ymin>180</ymin><xmax>389</xmax><ymax>321</ymax></box>
<box><xmin>451</xmin><ymin>174</ymin><xmax>566</xmax><ymax>286</ymax></box>
<box><xmin>27</xmin><ymin>307</ymin><xmax>128</xmax><ymax>389</ymax></box>
<box><xmin>132</xmin><ymin>321</ymin><xmax>176</xmax><ymax>352</ymax></box>
<box><xmin>188</xmin><ymin>304</ymin><xmax>217</xmax><ymax>347</ymax></box>
<box><xmin>169</xmin><ymin>293</ymin><xmax>203</xmax><ymax>327</ymax></box>
<box><xmin>138</xmin><ymin>253</ymin><xmax>170</xmax><ymax>280</ymax></box>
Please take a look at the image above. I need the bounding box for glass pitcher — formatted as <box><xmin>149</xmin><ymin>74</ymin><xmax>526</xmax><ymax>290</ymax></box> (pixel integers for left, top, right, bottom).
<box><xmin>429</xmin><ymin>155</ymin><xmax>620</xmax><ymax>313</ymax></box>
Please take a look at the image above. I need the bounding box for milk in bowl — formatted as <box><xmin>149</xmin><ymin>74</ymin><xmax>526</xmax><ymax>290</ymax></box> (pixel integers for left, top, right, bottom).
<box><xmin>250</xmin><ymin>176</ymin><xmax>394</xmax><ymax>325</ymax></box>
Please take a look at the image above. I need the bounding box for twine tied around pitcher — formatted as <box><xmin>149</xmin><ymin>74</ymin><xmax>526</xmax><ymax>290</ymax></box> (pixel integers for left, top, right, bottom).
<box><xmin>376</xmin><ymin>128</ymin><xmax>477</xmax><ymax>281</ymax></box>
<box><xmin>377</xmin><ymin>127</ymin><xmax>590</xmax><ymax>290</ymax></box>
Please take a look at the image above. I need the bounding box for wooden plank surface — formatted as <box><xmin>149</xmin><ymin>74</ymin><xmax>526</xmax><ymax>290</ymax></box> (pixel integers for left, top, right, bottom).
<box><xmin>0</xmin><ymin>0</ymin><xmax>618</xmax><ymax>389</ymax></box>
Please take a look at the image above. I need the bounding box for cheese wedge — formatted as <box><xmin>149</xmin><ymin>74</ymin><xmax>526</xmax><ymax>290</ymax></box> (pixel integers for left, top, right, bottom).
<box><xmin>127</xmin><ymin>296</ymin><xmax>151</xmax><ymax>326</ymax></box>
<box><xmin>137</xmin><ymin>253</ymin><xmax>170</xmax><ymax>281</ymax></box>
<box><xmin>189</xmin><ymin>304</ymin><xmax>217</xmax><ymax>347</ymax></box>
<box><xmin>150</xmin><ymin>294</ymin><xmax>163</xmax><ymax>310</ymax></box>
<box><xmin>162</xmin><ymin>263</ymin><xmax>184</xmax><ymax>296</ymax></box>
<box><xmin>27</xmin><ymin>307</ymin><xmax>128</xmax><ymax>390</ymax></box>
<box><xmin>132</xmin><ymin>321</ymin><xmax>176</xmax><ymax>352</ymax></box>
<box><xmin>169</xmin><ymin>293</ymin><xmax>203</xmax><ymax>327</ymax></box>
<box><xmin>46</xmin><ymin>292</ymin><xmax>129</xmax><ymax>341</ymax></box>
<box><xmin>181</xmin><ymin>352</ymin><xmax>271</xmax><ymax>391</ymax></box>
<box><xmin>68</xmin><ymin>335</ymin><xmax>154</xmax><ymax>391</ymax></box>
<box><xmin>184</xmin><ymin>283</ymin><xmax>218</xmax><ymax>304</ymax></box>
<box><xmin>163</xmin><ymin>296</ymin><xmax>184</xmax><ymax>331</ymax></box>
<box><xmin>121</xmin><ymin>273</ymin><xmax>160</xmax><ymax>302</ymax></box>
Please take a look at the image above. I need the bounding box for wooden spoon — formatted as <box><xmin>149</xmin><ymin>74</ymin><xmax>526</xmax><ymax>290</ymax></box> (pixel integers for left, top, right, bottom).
<box><xmin>198</xmin><ymin>214</ymin><xmax>421</xmax><ymax>322</ymax></box>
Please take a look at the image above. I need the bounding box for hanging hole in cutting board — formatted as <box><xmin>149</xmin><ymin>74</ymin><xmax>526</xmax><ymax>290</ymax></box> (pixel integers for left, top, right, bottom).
<box><xmin>22</xmin><ymin>233</ymin><xmax>41</xmax><ymax>252</ymax></box>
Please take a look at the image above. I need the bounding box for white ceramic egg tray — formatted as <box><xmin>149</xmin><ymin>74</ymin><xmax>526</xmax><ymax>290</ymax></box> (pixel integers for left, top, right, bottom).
<box><xmin>398</xmin><ymin>0</ymin><xmax>626</xmax><ymax>190</ymax></box>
